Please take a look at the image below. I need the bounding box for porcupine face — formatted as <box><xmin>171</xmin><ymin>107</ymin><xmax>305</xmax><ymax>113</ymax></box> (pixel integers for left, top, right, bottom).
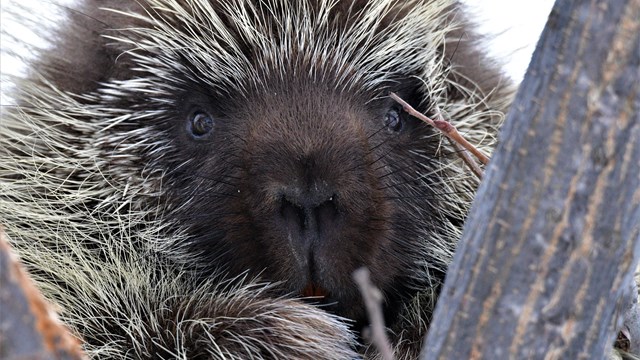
<box><xmin>165</xmin><ymin>74</ymin><xmax>445</xmax><ymax>322</ymax></box>
<box><xmin>93</xmin><ymin>0</ymin><xmax>455</xmax><ymax>324</ymax></box>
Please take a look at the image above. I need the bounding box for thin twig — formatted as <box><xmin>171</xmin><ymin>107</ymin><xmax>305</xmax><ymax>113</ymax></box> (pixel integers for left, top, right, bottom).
<box><xmin>389</xmin><ymin>92</ymin><xmax>490</xmax><ymax>171</ymax></box>
<box><xmin>353</xmin><ymin>267</ymin><xmax>394</xmax><ymax>360</ymax></box>
<box><xmin>447</xmin><ymin>137</ymin><xmax>483</xmax><ymax>179</ymax></box>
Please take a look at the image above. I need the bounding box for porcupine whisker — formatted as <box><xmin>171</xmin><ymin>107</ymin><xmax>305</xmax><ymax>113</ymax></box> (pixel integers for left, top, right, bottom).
<box><xmin>376</xmin><ymin>163</ymin><xmax>423</xmax><ymax>181</ymax></box>
<box><xmin>172</xmin><ymin>192</ymin><xmax>241</xmax><ymax>202</ymax></box>
<box><xmin>374</xmin><ymin>160</ymin><xmax>436</xmax><ymax>183</ymax></box>
<box><xmin>227</xmin><ymin>131</ymin><xmax>250</xmax><ymax>146</ymax></box>
<box><xmin>364</xmin><ymin>143</ymin><xmax>401</xmax><ymax>170</ymax></box>
<box><xmin>383</xmin><ymin>166</ymin><xmax>459</xmax><ymax>187</ymax></box>
<box><xmin>365</xmin><ymin>123</ymin><xmax>390</xmax><ymax>140</ymax></box>
<box><xmin>167</xmin><ymin>167</ymin><xmax>244</xmax><ymax>183</ymax></box>
<box><xmin>384</xmin><ymin>190</ymin><xmax>476</xmax><ymax>201</ymax></box>
<box><xmin>371</xmin><ymin>149</ymin><xmax>435</xmax><ymax>172</ymax></box>
<box><xmin>172</xmin><ymin>211</ymin><xmax>246</xmax><ymax>222</ymax></box>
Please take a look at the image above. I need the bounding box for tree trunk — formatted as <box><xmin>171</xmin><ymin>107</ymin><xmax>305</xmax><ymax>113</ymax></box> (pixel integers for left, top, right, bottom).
<box><xmin>423</xmin><ymin>0</ymin><xmax>640</xmax><ymax>358</ymax></box>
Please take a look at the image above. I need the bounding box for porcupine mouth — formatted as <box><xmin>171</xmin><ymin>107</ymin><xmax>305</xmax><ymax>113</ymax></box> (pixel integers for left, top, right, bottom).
<box><xmin>302</xmin><ymin>282</ymin><xmax>329</xmax><ymax>298</ymax></box>
<box><xmin>300</xmin><ymin>254</ymin><xmax>330</xmax><ymax>299</ymax></box>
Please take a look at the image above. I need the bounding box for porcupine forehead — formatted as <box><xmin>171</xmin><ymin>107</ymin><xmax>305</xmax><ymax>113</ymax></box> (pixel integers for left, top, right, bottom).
<box><xmin>106</xmin><ymin>0</ymin><xmax>454</xmax><ymax>96</ymax></box>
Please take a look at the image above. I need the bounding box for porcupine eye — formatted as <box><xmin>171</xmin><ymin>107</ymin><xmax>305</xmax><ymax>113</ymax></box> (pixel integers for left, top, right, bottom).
<box><xmin>187</xmin><ymin>111</ymin><xmax>214</xmax><ymax>138</ymax></box>
<box><xmin>384</xmin><ymin>107</ymin><xmax>403</xmax><ymax>132</ymax></box>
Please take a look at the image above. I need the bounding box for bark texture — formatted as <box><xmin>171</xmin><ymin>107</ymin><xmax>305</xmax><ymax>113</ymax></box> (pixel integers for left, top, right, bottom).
<box><xmin>423</xmin><ymin>0</ymin><xmax>640</xmax><ymax>358</ymax></box>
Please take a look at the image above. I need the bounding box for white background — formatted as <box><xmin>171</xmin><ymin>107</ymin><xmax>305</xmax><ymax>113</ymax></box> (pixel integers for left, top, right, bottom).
<box><xmin>1</xmin><ymin>0</ymin><xmax>555</xmax><ymax>104</ymax></box>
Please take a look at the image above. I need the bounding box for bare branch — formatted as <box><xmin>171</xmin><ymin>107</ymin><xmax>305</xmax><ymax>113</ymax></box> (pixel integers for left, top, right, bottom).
<box><xmin>353</xmin><ymin>267</ymin><xmax>394</xmax><ymax>360</ymax></box>
<box><xmin>446</xmin><ymin>137</ymin><xmax>484</xmax><ymax>179</ymax></box>
<box><xmin>390</xmin><ymin>92</ymin><xmax>490</xmax><ymax>170</ymax></box>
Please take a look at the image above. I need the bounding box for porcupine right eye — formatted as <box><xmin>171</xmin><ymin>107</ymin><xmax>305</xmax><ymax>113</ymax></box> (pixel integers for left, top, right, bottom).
<box><xmin>187</xmin><ymin>110</ymin><xmax>215</xmax><ymax>139</ymax></box>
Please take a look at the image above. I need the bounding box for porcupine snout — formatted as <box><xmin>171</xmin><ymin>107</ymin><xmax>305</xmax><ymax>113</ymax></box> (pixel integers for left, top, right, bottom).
<box><xmin>253</xmin><ymin>124</ymin><xmax>370</xmax><ymax>268</ymax></box>
<box><xmin>239</xmin><ymin>86</ymin><xmax>392</xmax><ymax>304</ymax></box>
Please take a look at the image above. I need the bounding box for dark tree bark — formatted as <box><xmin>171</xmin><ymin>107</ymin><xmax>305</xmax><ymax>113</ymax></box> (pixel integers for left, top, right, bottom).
<box><xmin>423</xmin><ymin>0</ymin><xmax>640</xmax><ymax>359</ymax></box>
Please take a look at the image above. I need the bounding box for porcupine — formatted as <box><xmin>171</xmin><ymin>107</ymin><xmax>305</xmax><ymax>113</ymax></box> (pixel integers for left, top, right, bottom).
<box><xmin>0</xmin><ymin>0</ymin><xmax>514</xmax><ymax>358</ymax></box>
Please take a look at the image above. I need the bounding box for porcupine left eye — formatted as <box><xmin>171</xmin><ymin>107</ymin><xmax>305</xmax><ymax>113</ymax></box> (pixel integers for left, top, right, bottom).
<box><xmin>187</xmin><ymin>110</ymin><xmax>214</xmax><ymax>138</ymax></box>
<box><xmin>384</xmin><ymin>107</ymin><xmax>403</xmax><ymax>132</ymax></box>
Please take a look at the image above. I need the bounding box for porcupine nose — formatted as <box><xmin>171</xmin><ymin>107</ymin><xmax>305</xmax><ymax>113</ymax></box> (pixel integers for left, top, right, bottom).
<box><xmin>277</xmin><ymin>153</ymin><xmax>340</xmax><ymax>246</ymax></box>
<box><xmin>279</xmin><ymin>187</ymin><xmax>338</xmax><ymax>244</ymax></box>
<box><xmin>278</xmin><ymin>183</ymin><xmax>340</xmax><ymax>297</ymax></box>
